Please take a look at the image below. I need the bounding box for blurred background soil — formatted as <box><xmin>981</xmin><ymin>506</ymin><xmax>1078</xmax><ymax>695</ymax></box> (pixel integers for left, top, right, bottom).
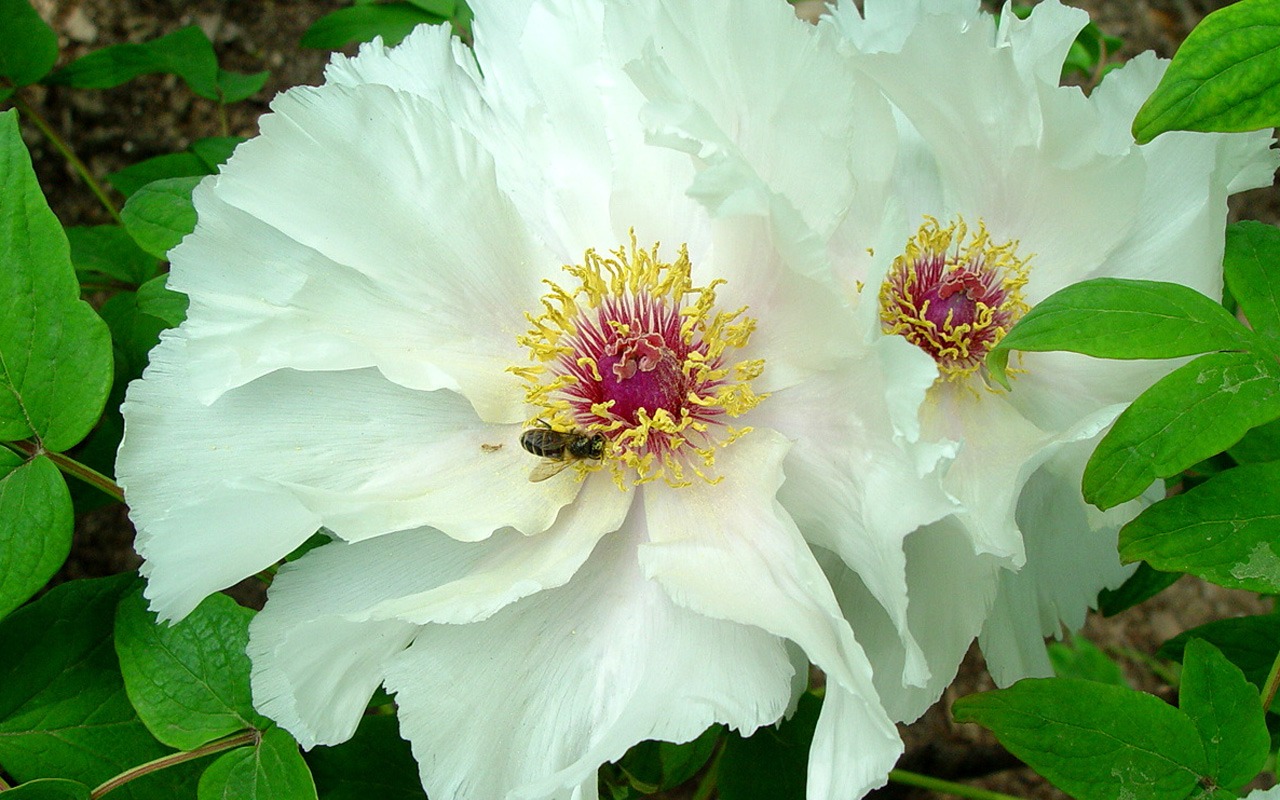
<box><xmin>16</xmin><ymin>0</ymin><xmax>1277</xmax><ymax>798</ymax></box>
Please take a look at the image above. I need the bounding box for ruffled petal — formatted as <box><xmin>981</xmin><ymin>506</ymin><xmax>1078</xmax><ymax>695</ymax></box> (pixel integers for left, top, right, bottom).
<box><xmin>248</xmin><ymin>476</ymin><xmax>627</xmax><ymax>748</ymax></box>
<box><xmin>120</xmin><ymin>339</ymin><xmax>588</xmax><ymax>619</ymax></box>
<box><xmin>819</xmin><ymin>518</ymin><xmax>1002</xmax><ymax>722</ymax></box>
<box><xmin>177</xmin><ymin>80</ymin><xmax>552</xmax><ymax>420</ymax></box>
<box><xmin>753</xmin><ymin>351</ymin><xmax>956</xmax><ymax>689</ymax></box>
<box><xmin>385</xmin><ymin>508</ymin><xmax>794</xmax><ymax>800</ymax></box>
<box><xmin>978</xmin><ymin>439</ymin><xmax>1142</xmax><ymax>685</ymax></box>
<box><xmin>638</xmin><ymin>429</ymin><xmax>901</xmax><ymax>799</ymax></box>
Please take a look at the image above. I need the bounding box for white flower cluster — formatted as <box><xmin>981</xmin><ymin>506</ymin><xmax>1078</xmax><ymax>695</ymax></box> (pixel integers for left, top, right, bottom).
<box><xmin>116</xmin><ymin>0</ymin><xmax>1276</xmax><ymax>798</ymax></box>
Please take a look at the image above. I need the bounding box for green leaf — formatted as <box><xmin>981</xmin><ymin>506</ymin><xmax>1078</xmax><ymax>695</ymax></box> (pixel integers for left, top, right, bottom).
<box><xmin>1</xmin><ymin>778</ymin><xmax>92</xmax><ymax>800</ymax></box>
<box><xmin>198</xmin><ymin>727</ymin><xmax>318</xmax><ymax>800</ymax></box>
<box><xmin>404</xmin><ymin>0</ymin><xmax>456</xmax><ymax>14</ymax></box>
<box><xmin>107</xmin><ymin>153</ymin><xmax>209</xmax><ymax>199</ymax></box>
<box><xmin>1120</xmin><ymin>461</ymin><xmax>1280</xmax><ymax>593</ymax></box>
<box><xmin>306</xmin><ymin>715</ymin><xmax>425</xmax><ymax>800</ymax></box>
<box><xmin>1179</xmin><ymin>638</ymin><xmax>1269</xmax><ymax>791</ymax></box>
<box><xmin>1133</xmin><ymin>0</ymin><xmax>1280</xmax><ymax>142</ymax></box>
<box><xmin>987</xmin><ymin>278</ymin><xmax>1254</xmax><ymax>388</ymax></box>
<box><xmin>214</xmin><ymin>68</ymin><xmax>269</xmax><ymax>104</ymax></box>
<box><xmin>120</xmin><ymin>176</ymin><xmax>201</xmax><ymax>260</ymax></box>
<box><xmin>44</xmin><ymin>25</ymin><xmax>263</xmax><ymax>103</ymax></box>
<box><xmin>0</xmin><ymin>110</ymin><xmax>114</xmax><ymax>451</ymax></box>
<box><xmin>0</xmin><ymin>452</ymin><xmax>71</xmax><ymax>618</ymax></box>
<box><xmin>98</xmin><ymin>291</ymin><xmax>167</xmax><ymax>382</ymax></box>
<box><xmin>1160</xmin><ymin>615</ymin><xmax>1280</xmax><ymax>712</ymax></box>
<box><xmin>1225</xmin><ymin>221</ymin><xmax>1280</xmax><ymax>345</ymax></box>
<box><xmin>67</xmin><ymin>225</ymin><xmax>160</xmax><ymax>286</ymax></box>
<box><xmin>0</xmin><ymin>0</ymin><xmax>58</xmax><ymax>86</ymax></box>
<box><xmin>1047</xmin><ymin>637</ymin><xmax>1128</xmax><ymax>686</ymax></box>
<box><xmin>1083</xmin><ymin>351</ymin><xmax>1280</xmax><ymax>510</ymax></box>
<box><xmin>952</xmin><ymin>678</ymin><xmax>1207</xmax><ymax>800</ymax></box>
<box><xmin>189</xmin><ymin>137</ymin><xmax>246</xmax><ymax>171</ymax></box>
<box><xmin>0</xmin><ymin>575</ymin><xmax>187</xmax><ymax>794</ymax></box>
<box><xmin>136</xmin><ymin>273</ymin><xmax>188</xmax><ymax>327</ymax></box>
<box><xmin>618</xmin><ymin>726</ymin><xmax>721</xmax><ymax>793</ymax></box>
<box><xmin>1097</xmin><ymin>562</ymin><xmax>1182</xmax><ymax>617</ymax></box>
<box><xmin>718</xmin><ymin>693</ymin><xmax>820</xmax><ymax>800</ymax></box>
<box><xmin>301</xmin><ymin>3</ymin><xmax>445</xmax><ymax>49</ymax></box>
<box><xmin>115</xmin><ymin>588</ymin><xmax>267</xmax><ymax>751</ymax></box>
<box><xmin>1229</xmin><ymin>417</ymin><xmax>1280</xmax><ymax>464</ymax></box>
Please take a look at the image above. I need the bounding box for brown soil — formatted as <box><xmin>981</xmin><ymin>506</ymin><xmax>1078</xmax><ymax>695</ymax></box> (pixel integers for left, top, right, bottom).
<box><xmin>15</xmin><ymin>1</ymin><xmax>1278</xmax><ymax>798</ymax></box>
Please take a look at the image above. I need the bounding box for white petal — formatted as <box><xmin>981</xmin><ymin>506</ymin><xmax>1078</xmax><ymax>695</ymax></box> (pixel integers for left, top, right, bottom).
<box><xmin>120</xmin><ymin>339</ymin><xmax>587</xmax><ymax>618</ymax></box>
<box><xmin>923</xmin><ymin>386</ymin><xmax>1047</xmax><ymax>563</ymax></box>
<box><xmin>819</xmin><ymin>519</ymin><xmax>1001</xmax><ymax>723</ymax></box>
<box><xmin>385</xmin><ymin>511</ymin><xmax>794</xmax><ymax>800</ymax></box>
<box><xmin>823</xmin><ymin>0</ymin><xmax>980</xmax><ymax>55</ymax></box>
<box><xmin>979</xmin><ymin>439</ymin><xmax>1138</xmax><ymax>685</ymax></box>
<box><xmin>995</xmin><ymin>0</ymin><xmax>1090</xmax><ymax>89</ymax></box>
<box><xmin>325</xmin><ymin>24</ymin><xmax>484</xmax><ymax>114</ymax></box>
<box><xmin>638</xmin><ymin>429</ymin><xmax>901</xmax><ymax>799</ymax></box>
<box><xmin>177</xmin><ymin>80</ymin><xmax>552</xmax><ymax>420</ymax></box>
<box><xmin>249</xmin><ymin>481</ymin><xmax>627</xmax><ymax>748</ymax></box>
<box><xmin>754</xmin><ymin>355</ymin><xmax>956</xmax><ymax>689</ymax></box>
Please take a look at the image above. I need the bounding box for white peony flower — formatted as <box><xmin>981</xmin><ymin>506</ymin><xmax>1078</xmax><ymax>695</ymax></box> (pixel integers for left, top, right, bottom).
<box><xmin>115</xmin><ymin>0</ymin><xmax>949</xmax><ymax>797</ymax></box>
<box><xmin>804</xmin><ymin>0</ymin><xmax>1279</xmax><ymax>715</ymax></box>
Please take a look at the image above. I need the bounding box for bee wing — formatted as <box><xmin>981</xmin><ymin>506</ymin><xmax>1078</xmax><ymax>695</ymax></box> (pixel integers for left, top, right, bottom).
<box><xmin>528</xmin><ymin>457</ymin><xmax>573</xmax><ymax>483</ymax></box>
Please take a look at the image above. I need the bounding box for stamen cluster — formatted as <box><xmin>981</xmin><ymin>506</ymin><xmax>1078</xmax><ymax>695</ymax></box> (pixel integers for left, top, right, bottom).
<box><xmin>513</xmin><ymin>235</ymin><xmax>765</xmax><ymax>487</ymax></box>
<box><xmin>879</xmin><ymin>217</ymin><xmax>1030</xmax><ymax>383</ymax></box>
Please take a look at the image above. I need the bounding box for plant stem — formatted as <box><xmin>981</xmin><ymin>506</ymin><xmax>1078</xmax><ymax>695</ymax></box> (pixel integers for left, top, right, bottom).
<box><xmin>889</xmin><ymin>769</ymin><xmax>1030</xmax><ymax>800</ymax></box>
<box><xmin>11</xmin><ymin>92</ymin><xmax>124</xmax><ymax>225</ymax></box>
<box><xmin>1262</xmin><ymin>648</ymin><xmax>1280</xmax><ymax>713</ymax></box>
<box><xmin>4</xmin><ymin>440</ymin><xmax>125</xmax><ymax>503</ymax></box>
<box><xmin>0</xmin><ymin>773</ymin><xmax>11</xmax><ymax>790</ymax></box>
<box><xmin>690</xmin><ymin>738</ymin><xmax>726</xmax><ymax>800</ymax></box>
<box><xmin>92</xmin><ymin>729</ymin><xmax>258</xmax><ymax>798</ymax></box>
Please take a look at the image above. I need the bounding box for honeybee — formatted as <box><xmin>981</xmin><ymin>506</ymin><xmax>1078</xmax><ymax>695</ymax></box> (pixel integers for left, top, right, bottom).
<box><xmin>520</xmin><ymin>422</ymin><xmax>606</xmax><ymax>482</ymax></box>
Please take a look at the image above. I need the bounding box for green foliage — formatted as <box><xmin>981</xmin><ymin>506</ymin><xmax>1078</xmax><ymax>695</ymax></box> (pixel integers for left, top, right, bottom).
<box><xmin>0</xmin><ymin>575</ymin><xmax>207</xmax><ymax>799</ymax></box>
<box><xmin>1119</xmin><ymin>461</ymin><xmax>1280</xmax><ymax>593</ymax></box>
<box><xmin>1047</xmin><ymin>636</ymin><xmax>1128</xmax><ymax>686</ymax></box>
<box><xmin>197</xmin><ymin>728</ymin><xmax>318</xmax><ymax>800</ymax></box>
<box><xmin>136</xmin><ymin>273</ymin><xmax>189</xmax><ymax>328</ymax></box>
<box><xmin>1133</xmin><ymin>0</ymin><xmax>1280</xmax><ymax>142</ymax></box>
<box><xmin>0</xmin><ymin>779</ymin><xmax>93</xmax><ymax>799</ymax></box>
<box><xmin>1178</xmin><ymin>639</ymin><xmax>1270</xmax><ymax>791</ymax></box>
<box><xmin>98</xmin><ymin>290</ymin><xmax>171</xmax><ymax>382</ymax></box>
<box><xmin>115</xmin><ymin>588</ymin><xmax>269</xmax><ymax>751</ymax></box>
<box><xmin>306</xmin><ymin>715</ymin><xmax>426</xmax><ymax>800</ymax></box>
<box><xmin>66</xmin><ymin>225</ymin><xmax>160</xmax><ymax>287</ymax></box>
<box><xmin>45</xmin><ymin>26</ymin><xmax>268</xmax><ymax>103</ymax></box>
<box><xmin>0</xmin><ymin>110</ymin><xmax>114</xmax><ymax>451</ymax></box>
<box><xmin>953</xmin><ymin>678</ymin><xmax>1210</xmax><ymax>800</ymax></box>
<box><xmin>1225</xmin><ymin>221</ymin><xmax>1280</xmax><ymax>344</ymax></box>
<box><xmin>959</xmin><ymin>642</ymin><xmax>1273</xmax><ymax>799</ymax></box>
<box><xmin>302</xmin><ymin>2</ymin><xmax>452</xmax><ymax>49</ymax></box>
<box><xmin>0</xmin><ymin>0</ymin><xmax>58</xmax><ymax>92</ymax></box>
<box><xmin>0</xmin><ymin>452</ymin><xmax>72</xmax><ymax>618</ymax></box>
<box><xmin>120</xmin><ymin>176</ymin><xmax>202</xmax><ymax>260</ymax></box>
<box><xmin>1160</xmin><ymin>615</ymin><xmax>1280</xmax><ymax>713</ymax></box>
<box><xmin>718</xmin><ymin>693</ymin><xmax>820</xmax><ymax>800</ymax></box>
<box><xmin>985</xmin><ymin>278</ymin><xmax>1254</xmax><ymax>388</ymax></box>
<box><xmin>1097</xmin><ymin>562</ymin><xmax>1182</xmax><ymax>617</ymax></box>
<box><xmin>1082</xmin><ymin>351</ymin><xmax>1280</xmax><ymax>510</ymax></box>
<box><xmin>107</xmin><ymin>137</ymin><xmax>245</xmax><ymax>198</ymax></box>
<box><xmin>616</xmin><ymin>726</ymin><xmax>721</xmax><ymax>794</ymax></box>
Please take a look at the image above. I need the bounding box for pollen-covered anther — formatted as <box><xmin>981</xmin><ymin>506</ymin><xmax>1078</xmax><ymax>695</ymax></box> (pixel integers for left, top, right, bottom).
<box><xmin>512</xmin><ymin>233</ymin><xmax>765</xmax><ymax>488</ymax></box>
<box><xmin>879</xmin><ymin>217</ymin><xmax>1031</xmax><ymax>384</ymax></box>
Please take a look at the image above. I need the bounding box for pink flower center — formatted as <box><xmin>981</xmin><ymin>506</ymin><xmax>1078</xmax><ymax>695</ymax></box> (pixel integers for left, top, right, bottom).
<box><xmin>880</xmin><ymin>218</ymin><xmax>1030</xmax><ymax>382</ymax></box>
<box><xmin>515</xmin><ymin>237</ymin><xmax>764</xmax><ymax>487</ymax></box>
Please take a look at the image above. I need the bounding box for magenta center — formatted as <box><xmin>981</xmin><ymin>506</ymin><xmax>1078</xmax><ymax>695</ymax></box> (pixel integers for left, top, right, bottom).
<box><xmin>552</xmin><ymin>292</ymin><xmax>725</xmax><ymax>449</ymax></box>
